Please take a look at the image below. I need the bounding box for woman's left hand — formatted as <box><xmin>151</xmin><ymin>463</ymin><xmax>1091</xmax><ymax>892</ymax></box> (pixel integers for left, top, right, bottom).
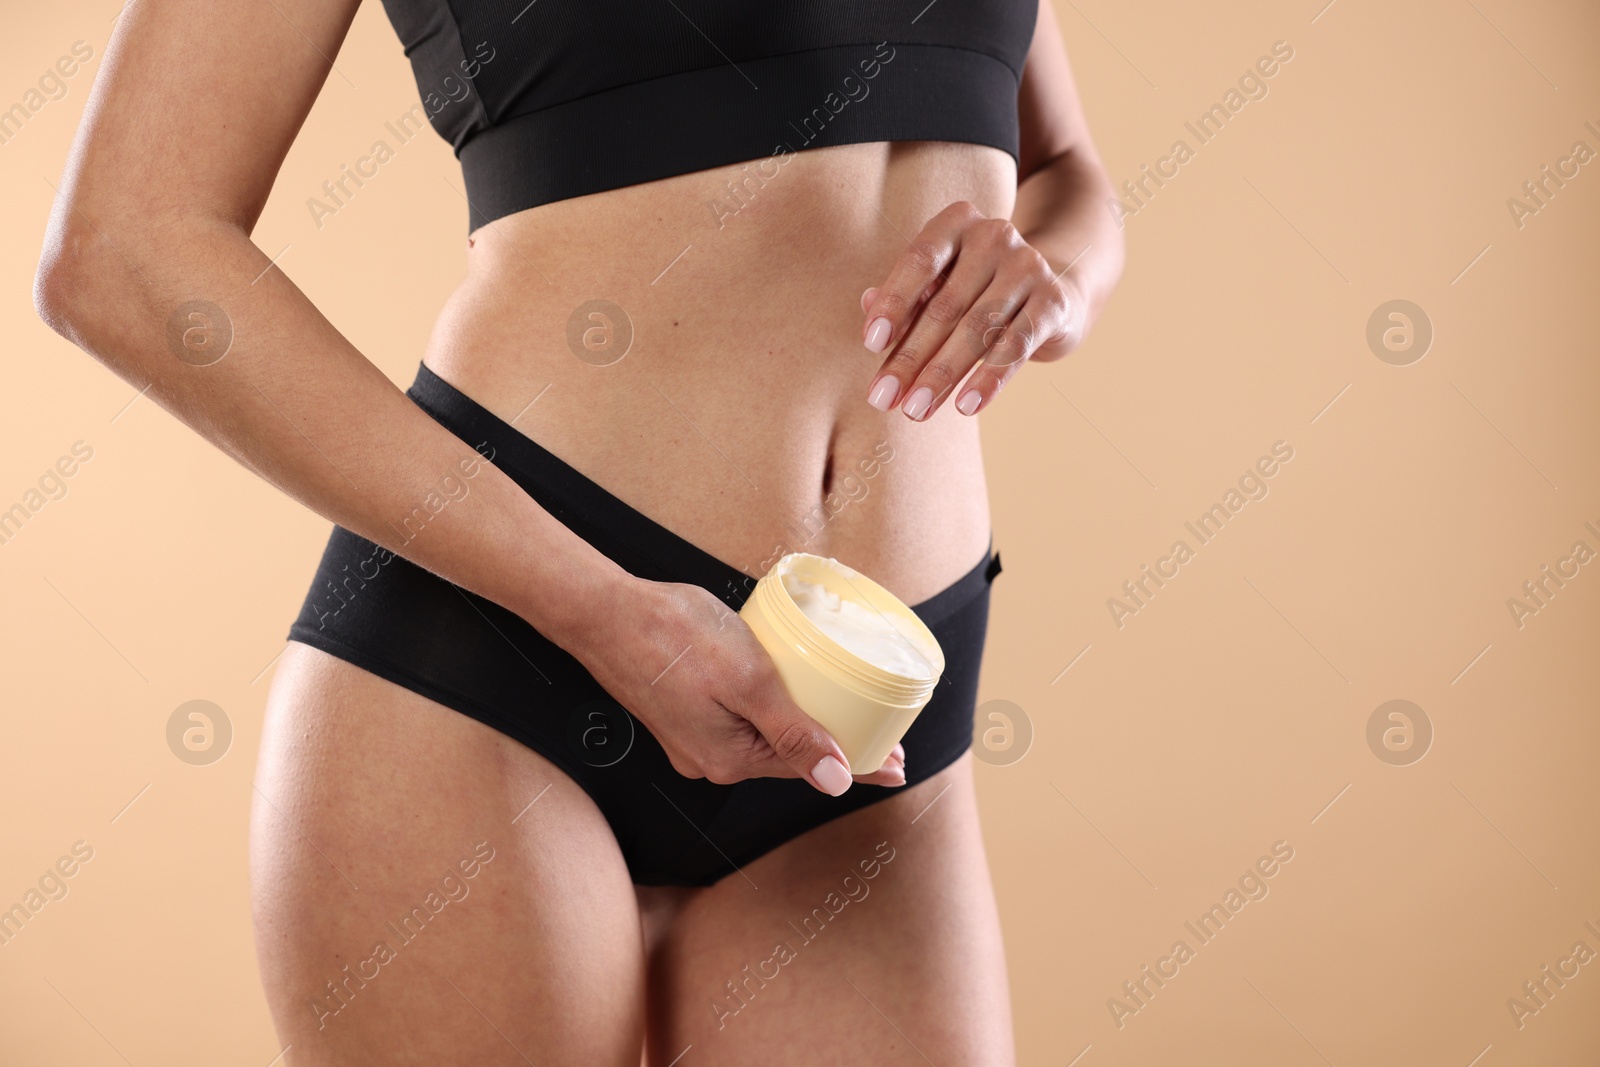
<box><xmin>859</xmin><ymin>200</ymin><xmax>1086</xmax><ymax>420</ymax></box>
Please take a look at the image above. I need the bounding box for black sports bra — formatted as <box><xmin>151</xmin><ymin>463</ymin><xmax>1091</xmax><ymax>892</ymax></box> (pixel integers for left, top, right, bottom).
<box><xmin>377</xmin><ymin>0</ymin><xmax>1038</xmax><ymax>229</ymax></box>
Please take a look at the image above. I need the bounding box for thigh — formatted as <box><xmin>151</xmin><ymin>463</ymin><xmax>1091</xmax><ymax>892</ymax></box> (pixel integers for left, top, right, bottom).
<box><xmin>644</xmin><ymin>752</ymin><xmax>1015</xmax><ymax>1066</ymax></box>
<box><xmin>251</xmin><ymin>641</ymin><xmax>646</xmax><ymax>1066</ymax></box>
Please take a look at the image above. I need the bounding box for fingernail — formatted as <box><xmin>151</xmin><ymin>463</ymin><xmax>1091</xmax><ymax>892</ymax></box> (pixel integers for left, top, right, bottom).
<box><xmin>861</xmin><ymin>287</ymin><xmax>878</xmax><ymax>312</ymax></box>
<box><xmin>810</xmin><ymin>755</ymin><xmax>853</xmax><ymax>796</ymax></box>
<box><xmin>867</xmin><ymin>375</ymin><xmax>900</xmax><ymax>411</ymax></box>
<box><xmin>864</xmin><ymin>317</ymin><xmax>892</xmax><ymax>353</ymax></box>
<box><xmin>956</xmin><ymin>389</ymin><xmax>983</xmax><ymax>416</ymax></box>
<box><xmin>891</xmin><ymin>742</ymin><xmax>905</xmax><ymax>760</ymax></box>
<box><xmin>902</xmin><ymin>385</ymin><xmax>934</xmax><ymax>420</ymax></box>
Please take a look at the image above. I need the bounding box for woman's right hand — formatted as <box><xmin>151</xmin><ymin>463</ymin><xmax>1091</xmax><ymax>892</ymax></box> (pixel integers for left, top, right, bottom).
<box><xmin>569</xmin><ymin>575</ymin><xmax>907</xmax><ymax>795</ymax></box>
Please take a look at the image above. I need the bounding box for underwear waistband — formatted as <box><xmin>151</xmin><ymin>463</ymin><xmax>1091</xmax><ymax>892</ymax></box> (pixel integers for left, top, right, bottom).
<box><xmin>404</xmin><ymin>361</ymin><xmax>999</xmax><ymax>623</ymax></box>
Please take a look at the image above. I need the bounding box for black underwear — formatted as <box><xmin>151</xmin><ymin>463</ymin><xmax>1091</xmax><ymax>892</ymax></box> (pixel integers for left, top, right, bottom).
<box><xmin>286</xmin><ymin>363</ymin><xmax>1002</xmax><ymax>887</ymax></box>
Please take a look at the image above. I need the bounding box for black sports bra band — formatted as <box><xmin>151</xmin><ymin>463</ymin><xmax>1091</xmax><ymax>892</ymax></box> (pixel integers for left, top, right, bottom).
<box><xmin>377</xmin><ymin>0</ymin><xmax>1038</xmax><ymax>228</ymax></box>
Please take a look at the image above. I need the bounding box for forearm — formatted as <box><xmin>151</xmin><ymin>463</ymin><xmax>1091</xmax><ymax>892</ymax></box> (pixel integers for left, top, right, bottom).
<box><xmin>1011</xmin><ymin>148</ymin><xmax>1126</xmax><ymax>341</ymax></box>
<box><xmin>35</xmin><ymin>214</ymin><xmax>630</xmax><ymax>653</ymax></box>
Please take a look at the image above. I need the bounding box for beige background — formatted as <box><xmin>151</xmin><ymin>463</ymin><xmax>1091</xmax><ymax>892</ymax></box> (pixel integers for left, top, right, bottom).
<box><xmin>3</xmin><ymin>0</ymin><xmax>1597</xmax><ymax>1063</ymax></box>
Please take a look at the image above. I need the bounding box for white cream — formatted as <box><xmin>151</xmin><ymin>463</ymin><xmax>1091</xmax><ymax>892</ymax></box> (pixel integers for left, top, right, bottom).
<box><xmin>783</xmin><ymin>573</ymin><xmax>934</xmax><ymax>680</ymax></box>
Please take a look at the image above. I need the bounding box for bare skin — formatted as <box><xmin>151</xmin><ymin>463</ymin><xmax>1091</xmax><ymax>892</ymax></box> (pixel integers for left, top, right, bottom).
<box><xmin>254</xmin><ymin>642</ymin><xmax>1009</xmax><ymax>1065</ymax></box>
<box><xmin>35</xmin><ymin>0</ymin><xmax>1122</xmax><ymax>1063</ymax></box>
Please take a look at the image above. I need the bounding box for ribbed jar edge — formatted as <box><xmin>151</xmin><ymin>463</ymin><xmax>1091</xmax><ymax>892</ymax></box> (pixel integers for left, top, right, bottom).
<box><xmin>753</xmin><ymin>570</ymin><xmax>937</xmax><ymax>706</ymax></box>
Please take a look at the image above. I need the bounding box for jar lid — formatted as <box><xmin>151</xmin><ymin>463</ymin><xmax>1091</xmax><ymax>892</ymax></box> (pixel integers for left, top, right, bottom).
<box><xmin>762</xmin><ymin>553</ymin><xmax>945</xmax><ymax>695</ymax></box>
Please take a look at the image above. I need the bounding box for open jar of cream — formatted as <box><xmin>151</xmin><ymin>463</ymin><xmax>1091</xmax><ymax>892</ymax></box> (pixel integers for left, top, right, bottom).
<box><xmin>738</xmin><ymin>552</ymin><xmax>946</xmax><ymax>774</ymax></box>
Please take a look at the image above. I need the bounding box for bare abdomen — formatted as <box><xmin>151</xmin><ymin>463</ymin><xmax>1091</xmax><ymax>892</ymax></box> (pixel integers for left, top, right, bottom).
<box><xmin>421</xmin><ymin>141</ymin><xmax>1012</xmax><ymax>603</ymax></box>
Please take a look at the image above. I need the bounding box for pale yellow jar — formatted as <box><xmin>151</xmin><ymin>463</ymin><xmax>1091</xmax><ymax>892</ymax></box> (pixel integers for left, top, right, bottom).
<box><xmin>739</xmin><ymin>553</ymin><xmax>946</xmax><ymax>774</ymax></box>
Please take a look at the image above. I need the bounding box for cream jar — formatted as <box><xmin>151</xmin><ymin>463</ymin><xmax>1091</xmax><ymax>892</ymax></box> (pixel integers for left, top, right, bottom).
<box><xmin>738</xmin><ymin>553</ymin><xmax>945</xmax><ymax>773</ymax></box>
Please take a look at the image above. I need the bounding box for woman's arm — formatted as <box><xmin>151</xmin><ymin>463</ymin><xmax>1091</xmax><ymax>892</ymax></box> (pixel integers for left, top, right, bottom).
<box><xmin>858</xmin><ymin>0</ymin><xmax>1125</xmax><ymax>417</ymax></box>
<box><xmin>32</xmin><ymin>0</ymin><xmax>623</xmax><ymax>648</ymax></box>
<box><xmin>1010</xmin><ymin>0</ymin><xmax>1127</xmax><ymax>357</ymax></box>
<box><xmin>33</xmin><ymin>0</ymin><xmax>893</xmax><ymax>796</ymax></box>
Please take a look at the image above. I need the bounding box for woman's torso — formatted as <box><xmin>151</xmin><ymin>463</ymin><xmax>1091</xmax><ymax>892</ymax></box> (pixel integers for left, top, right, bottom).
<box><xmin>424</xmin><ymin>138</ymin><xmax>1012</xmax><ymax>606</ymax></box>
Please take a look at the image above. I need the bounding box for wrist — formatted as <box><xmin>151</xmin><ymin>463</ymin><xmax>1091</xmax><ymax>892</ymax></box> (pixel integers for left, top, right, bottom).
<box><xmin>517</xmin><ymin>550</ymin><xmax>640</xmax><ymax>660</ymax></box>
<box><xmin>1015</xmin><ymin>176</ymin><xmax>1126</xmax><ymax>328</ymax></box>
<box><xmin>1029</xmin><ymin>237</ymin><xmax>1118</xmax><ymax>350</ymax></box>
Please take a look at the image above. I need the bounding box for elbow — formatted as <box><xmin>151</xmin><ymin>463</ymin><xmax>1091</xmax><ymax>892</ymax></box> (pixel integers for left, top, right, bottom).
<box><xmin>34</xmin><ymin>256</ymin><xmax>84</xmax><ymax>340</ymax></box>
<box><xmin>34</xmin><ymin>221</ymin><xmax>73</xmax><ymax>328</ymax></box>
<box><xmin>32</xmin><ymin>210</ymin><xmax>147</xmax><ymax>359</ymax></box>
<box><xmin>33</xmin><ymin>221</ymin><xmax>99</xmax><ymax>343</ymax></box>
<box><xmin>36</xmin><ymin>208</ymin><xmax>243</xmax><ymax>355</ymax></box>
